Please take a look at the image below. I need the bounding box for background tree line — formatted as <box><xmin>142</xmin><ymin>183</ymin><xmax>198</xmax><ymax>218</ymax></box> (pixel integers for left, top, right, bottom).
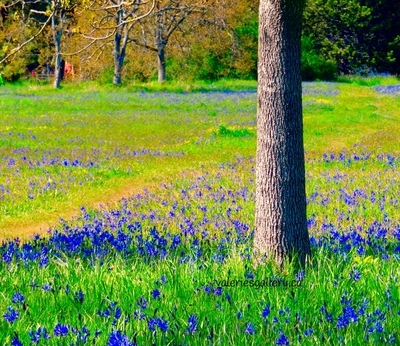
<box><xmin>1</xmin><ymin>0</ymin><xmax>399</xmax><ymax>85</ymax></box>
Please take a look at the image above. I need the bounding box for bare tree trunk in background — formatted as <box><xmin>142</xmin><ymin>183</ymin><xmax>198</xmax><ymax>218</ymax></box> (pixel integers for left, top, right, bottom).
<box><xmin>157</xmin><ymin>42</ymin><xmax>166</xmax><ymax>82</ymax></box>
<box><xmin>52</xmin><ymin>14</ymin><xmax>62</xmax><ymax>89</ymax></box>
<box><xmin>254</xmin><ymin>0</ymin><xmax>311</xmax><ymax>267</ymax></box>
<box><xmin>113</xmin><ymin>9</ymin><xmax>127</xmax><ymax>85</ymax></box>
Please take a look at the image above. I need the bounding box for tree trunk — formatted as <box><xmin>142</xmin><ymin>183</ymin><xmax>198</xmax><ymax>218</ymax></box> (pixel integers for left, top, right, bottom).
<box><xmin>157</xmin><ymin>44</ymin><xmax>166</xmax><ymax>82</ymax></box>
<box><xmin>254</xmin><ymin>0</ymin><xmax>311</xmax><ymax>267</ymax></box>
<box><xmin>52</xmin><ymin>15</ymin><xmax>62</xmax><ymax>89</ymax></box>
<box><xmin>113</xmin><ymin>52</ymin><xmax>124</xmax><ymax>85</ymax></box>
<box><xmin>113</xmin><ymin>11</ymin><xmax>126</xmax><ymax>85</ymax></box>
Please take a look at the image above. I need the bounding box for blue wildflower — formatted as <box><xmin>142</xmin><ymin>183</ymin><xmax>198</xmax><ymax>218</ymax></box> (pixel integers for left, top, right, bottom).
<box><xmin>295</xmin><ymin>270</ymin><xmax>305</xmax><ymax>281</ymax></box>
<box><xmin>349</xmin><ymin>268</ymin><xmax>361</xmax><ymax>282</ymax></box>
<box><xmin>214</xmin><ymin>287</ymin><xmax>223</xmax><ymax>296</ymax></box>
<box><xmin>244</xmin><ymin>322</ymin><xmax>255</xmax><ymax>335</ymax></box>
<box><xmin>204</xmin><ymin>285</ymin><xmax>213</xmax><ymax>294</ymax></box>
<box><xmin>42</xmin><ymin>283</ymin><xmax>52</xmax><ymax>291</ymax></box>
<box><xmin>11</xmin><ymin>336</ymin><xmax>23</xmax><ymax>346</ymax></box>
<box><xmin>261</xmin><ymin>303</ymin><xmax>271</xmax><ymax>319</ymax></box>
<box><xmin>148</xmin><ymin>318</ymin><xmax>157</xmax><ymax>332</ymax></box>
<box><xmin>54</xmin><ymin>323</ymin><xmax>69</xmax><ymax>336</ymax></box>
<box><xmin>186</xmin><ymin>314</ymin><xmax>198</xmax><ymax>334</ymax></box>
<box><xmin>148</xmin><ymin>317</ymin><xmax>168</xmax><ymax>333</ymax></box>
<box><xmin>337</xmin><ymin>305</ymin><xmax>358</xmax><ymax>328</ymax></box>
<box><xmin>152</xmin><ymin>289</ymin><xmax>161</xmax><ymax>299</ymax></box>
<box><xmin>3</xmin><ymin>306</ymin><xmax>19</xmax><ymax>324</ymax></box>
<box><xmin>137</xmin><ymin>296</ymin><xmax>148</xmax><ymax>309</ymax></box>
<box><xmin>157</xmin><ymin>318</ymin><xmax>169</xmax><ymax>332</ymax></box>
<box><xmin>114</xmin><ymin>307</ymin><xmax>122</xmax><ymax>320</ymax></box>
<box><xmin>12</xmin><ymin>292</ymin><xmax>25</xmax><ymax>305</ymax></box>
<box><xmin>375</xmin><ymin>321</ymin><xmax>384</xmax><ymax>333</ymax></box>
<box><xmin>357</xmin><ymin>246</ymin><xmax>366</xmax><ymax>255</ymax></box>
<box><xmin>276</xmin><ymin>333</ymin><xmax>290</xmax><ymax>345</ymax></box>
<box><xmin>133</xmin><ymin>309</ymin><xmax>146</xmax><ymax>320</ymax></box>
<box><xmin>29</xmin><ymin>326</ymin><xmax>50</xmax><ymax>343</ymax></box>
<box><xmin>304</xmin><ymin>328</ymin><xmax>314</xmax><ymax>336</ymax></box>
<box><xmin>245</xmin><ymin>271</ymin><xmax>255</xmax><ymax>279</ymax></box>
<box><xmin>107</xmin><ymin>330</ymin><xmax>135</xmax><ymax>346</ymax></box>
<box><xmin>74</xmin><ymin>290</ymin><xmax>84</xmax><ymax>304</ymax></box>
<box><xmin>237</xmin><ymin>311</ymin><xmax>243</xmax><ymax>319</ymax></box>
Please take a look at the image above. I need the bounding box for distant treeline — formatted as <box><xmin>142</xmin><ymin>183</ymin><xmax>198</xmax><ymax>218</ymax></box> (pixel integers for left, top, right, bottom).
<box><xmin>1</xmin><ymin>0</ymin><xmax>399</xmax><ymax>84</ymax></box>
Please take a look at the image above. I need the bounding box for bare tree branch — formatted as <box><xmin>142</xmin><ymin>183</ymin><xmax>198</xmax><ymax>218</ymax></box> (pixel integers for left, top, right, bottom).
<box><xmin>0</xmin><ymin>10</ymin><xmax>54</xmax><ymax>65</ymax></box>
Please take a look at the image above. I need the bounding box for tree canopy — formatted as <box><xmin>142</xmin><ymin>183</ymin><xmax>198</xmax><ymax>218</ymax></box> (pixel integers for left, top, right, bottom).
<box><xmin>1</xmin><ymin>0</ymin><xmax>399</xmax><ymax>82</ymax></box>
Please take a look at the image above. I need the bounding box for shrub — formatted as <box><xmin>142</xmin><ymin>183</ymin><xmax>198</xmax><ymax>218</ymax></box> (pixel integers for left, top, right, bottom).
<box><xmin>301</xmin><ymin>36</ymin><xmax>337</xmax><ymax>81</ymax></box>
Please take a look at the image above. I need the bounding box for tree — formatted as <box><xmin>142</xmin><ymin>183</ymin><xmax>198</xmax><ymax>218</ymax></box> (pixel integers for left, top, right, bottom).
<box><xmin>303</xmin><ymin>0</ymin><xmax>400</xmax><ymax>75</ymax></box>
<box><xmin>133</xmin><ymin>0</ymin><xmax>207</xmax><ymax>82</ymax></box>
<box><xmin>0</xmin><ymin>0</ymin><xmax>77</xmax><ymax>88</ymax></box>
<box><xmin>73</xmin><ymin>0</ymin><xmax>155</xmax><ymax>85</ymax></box>
<box><xmin>254</xmin><ymin>0</ymin><xmax>311</xmax><ymax>267</ymax></box>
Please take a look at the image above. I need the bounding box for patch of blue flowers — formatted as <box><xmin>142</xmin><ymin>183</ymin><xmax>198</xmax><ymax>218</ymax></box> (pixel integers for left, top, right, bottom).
<box><xmin>1</xmin><ymin>156</ymin><xmax>399</xmax><ymax>344</ymax></box>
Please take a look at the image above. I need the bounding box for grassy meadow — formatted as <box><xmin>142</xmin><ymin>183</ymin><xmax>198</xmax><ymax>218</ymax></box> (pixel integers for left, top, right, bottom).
<box><xmin>0</xmin><ymin>77</ymin><xmax>399</xmax><ymax>345</ymax></box>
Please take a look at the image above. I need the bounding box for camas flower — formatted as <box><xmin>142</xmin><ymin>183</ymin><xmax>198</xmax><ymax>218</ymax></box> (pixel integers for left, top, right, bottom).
<box><xmin>3</xmin><ymin>306</ymin><xmax>19</xmax><ymax>324</ymax></box>
<box><xmin>137</xmin><ymin>296</ymin><xmax>148</xmax><ymax>309</ymax></box>
<box><xmin>349</xmin><ymin>268</ymin><xmax>361</xmax><ymax>282</ymax></box>
<box><xmin>54</xmin><ymin>323</ymin><xmax>69</xmax><ymax>336</ymax></box>
<box><xmin>11</xmin><ymin>292</ymin><xmax>25</xmax><ymax>305</ymax></box>
<box><xmin>107</xmin><ymin>330</ymin><xmax>136</xmax><ymax>346</ymax></box>
<box><xmin>244</xmin><ymin>322</ymin><xmax>255</xmax><ymax>335</ymax></box>
<box><xmin>148</xmin><ymin>317</ymin><xmax>169</xmax><ymax>333</ymax></box>
<box><xmin>11</xmin><ymin>336</ymin><xmax>23</xmax><ymax>346</ymax></box>
<box><xmin>261</xmin><ymin>303</ymin><xmax>271</xmax><ymax>319</ymax></box>
<box><xmin>152</xmin><ymin>289</ymin><xmax>161</xmax><ymax>299</ymax></box>
<box><xmin>276</xmin><ymin>333</ymin><xmax>290</xmax><ymax>345</ymax></box>
<box><xmin>186</xmin><ymin>314</ymin><xmax>198</xmax><ymax>334</ymax></box>
<box><xmin>304</xmin><ymin>328</ymin><xmax>314</xmax><ymax>337</ymax></box>
<box><xmin>74</xmin><ymin>290</ymin><xmax>85</xmax><ymax>304</ymax></box>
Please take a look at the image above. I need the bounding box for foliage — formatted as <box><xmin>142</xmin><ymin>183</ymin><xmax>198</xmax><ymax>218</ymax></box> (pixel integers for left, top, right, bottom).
<box><xmin>301</xmin><ymin>36</ymin><xmax>337</xmax><ymax>81</ymax></box>
<box><xmin>216</xmin><ymin>125</ymin><xmax>254</xmax><ymax>138</ymax></box>
<box><xmin>303</xmin><ymin>0</ymin><xmax>400</xmax><ymax>75</ymax></box>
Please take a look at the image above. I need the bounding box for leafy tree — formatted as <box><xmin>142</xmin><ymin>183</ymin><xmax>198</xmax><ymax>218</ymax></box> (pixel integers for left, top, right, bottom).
<box><xmin>303</xmin><ymin>0</ymin><xmax>400</xmax><ymax>74</ymax></box>
<box><xmin>301</xmin><ymin>36</ymin><xmax>337</xmax><ymax>81</ymax></box>
<box><xmin>255</xmin><ymin>0</ymin><xmax>311</xmax><ymax>267</ymax></box>
<box><xmin>361</xmin><ymin>0</ymin><xmax>400</xmax><ymax>74</ymax></box>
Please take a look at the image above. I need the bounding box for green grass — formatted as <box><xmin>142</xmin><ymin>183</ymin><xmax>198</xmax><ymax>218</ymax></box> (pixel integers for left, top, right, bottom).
<box><xmin>0</xmin><ymin>78</ymin><xmax>399</xmax><ymax>344</ymax></box>
<box><xmin>1</xmin><ymin>79</ymin><xmax>399</xmax><ymax>239</ymax></box>
<box><xmin>336</xmin><ymin>74</ymin><xmax>399</xmax><ymax>86</ymax></box>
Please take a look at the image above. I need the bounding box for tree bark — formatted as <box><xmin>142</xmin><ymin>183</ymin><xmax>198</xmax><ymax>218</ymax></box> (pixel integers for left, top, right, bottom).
<box><xmin>113</xmin><ymin>18</ymin><xmax>123</xmax><ymax>85</ymax></box>
<box><xmin>254</xmin><ymin>0</ymin><xmax>311</xmax><ymax>267</ymax></box>
<box><xmin>157</xmin><ymin>44</ymin><xmax>166</xmax><ymax>82</ymax></box>
<box><xmin>113</xmin><ymin>10</ymin><xmax>127</xmax><ymax>85</ymax></box>
<box><xmin>52</xmin><ymin>15</ymin><xmax>62</xmax><ymax>89</ymax></box>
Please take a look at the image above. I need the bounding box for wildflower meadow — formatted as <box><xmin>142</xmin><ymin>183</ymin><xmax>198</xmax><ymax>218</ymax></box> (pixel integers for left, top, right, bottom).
<box><xmin>0</xmin><ymin>78</ymin><xmax>399</xmax><ymax>345</ymax></box>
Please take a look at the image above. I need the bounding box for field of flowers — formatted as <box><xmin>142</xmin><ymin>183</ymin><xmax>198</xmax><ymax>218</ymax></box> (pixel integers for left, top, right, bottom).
<box><xmin>0</xmin><ymin>79</ymin><xmax>399</xmax><ymax>344</ymax></box>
